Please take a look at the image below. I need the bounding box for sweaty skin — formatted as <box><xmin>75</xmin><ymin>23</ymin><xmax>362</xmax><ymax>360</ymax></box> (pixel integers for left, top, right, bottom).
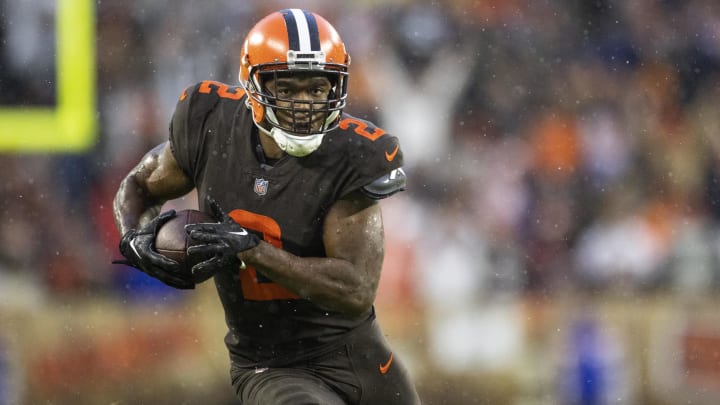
<box><xmin>113</xmin><ymin>141</ymin><xmax>385</xmax><ymax>316</ymax></box>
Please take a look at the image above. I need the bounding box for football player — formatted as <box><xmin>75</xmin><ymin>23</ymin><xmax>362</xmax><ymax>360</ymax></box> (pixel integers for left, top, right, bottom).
<box><xmin>113</xmin><ymin>8</ymin><xmax>419</xmax><ymax>404</ymax></box>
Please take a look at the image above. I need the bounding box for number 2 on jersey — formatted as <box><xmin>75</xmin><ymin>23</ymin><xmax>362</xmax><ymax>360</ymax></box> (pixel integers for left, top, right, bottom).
<box><xmin>228</xmin><ymin>209</ymin><xmax>300</xmax><ymax>301</ymax></box>
<box><xmin>339</xmin><ymin>117</ymin><xmax>386</xmax><ymax>141</ymax></box>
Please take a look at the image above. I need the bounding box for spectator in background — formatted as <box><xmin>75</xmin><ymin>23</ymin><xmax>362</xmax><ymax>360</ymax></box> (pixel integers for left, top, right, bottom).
<box><xmin>2</xmin><ymin>3</ymin><xmax>720</xmax><ymax>402</ymax></box>
<box><xmin>362</xmin><ymin>4</ymin><xmax>477</xmax><ymax>170</ymax></box>
<box><xmin>73</xmin><ymin>5</ymin><xmax>720</xmax><ymax>405</ymax></box>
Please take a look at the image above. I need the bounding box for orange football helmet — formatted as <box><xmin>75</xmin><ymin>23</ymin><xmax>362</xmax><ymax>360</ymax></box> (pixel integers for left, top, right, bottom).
<box><xmin>239</xmin><ymin>9</ymin><xmax>350</xmax><ymax>156</ymax></box>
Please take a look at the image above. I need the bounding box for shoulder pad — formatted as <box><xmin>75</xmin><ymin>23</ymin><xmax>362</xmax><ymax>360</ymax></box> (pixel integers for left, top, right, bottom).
<box><xmin>360</xmin><ymin>168</ymin><xmax>406</xmax><ymax>200</ymax></box>
<box><xmin>170</xmin><ymin>80</ymin><xmax>246</xmax><ymax>180</ymax></box>
<box><xmin>170</xmin><ymin>80</ymin><xmax>246</xmax><ymax>142</ymax></box>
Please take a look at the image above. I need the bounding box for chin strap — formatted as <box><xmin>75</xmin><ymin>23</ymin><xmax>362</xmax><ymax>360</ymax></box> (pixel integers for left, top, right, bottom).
<box><xmin>256</xmin><ymin>124</ymin><xmax>324</xmax><ymax>157</ymax></box>
<box><xmin>256</xmin><ymin>108</ymin><xmax>339</xmax><ymax>157</ymax></box>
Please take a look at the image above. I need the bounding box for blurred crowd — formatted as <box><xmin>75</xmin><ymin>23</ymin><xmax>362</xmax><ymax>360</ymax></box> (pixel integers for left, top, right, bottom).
<box><xmin>1</xmin><ymin>0</ymin><xmax>720</xmax><ymax>401</ymax></box>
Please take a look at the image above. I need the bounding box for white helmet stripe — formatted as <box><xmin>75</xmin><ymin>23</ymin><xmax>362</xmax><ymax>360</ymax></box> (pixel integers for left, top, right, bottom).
<box><xmin>290</xmin><ymin>9</ymin><xmax>312</xmax><ymax>52</ymax></box>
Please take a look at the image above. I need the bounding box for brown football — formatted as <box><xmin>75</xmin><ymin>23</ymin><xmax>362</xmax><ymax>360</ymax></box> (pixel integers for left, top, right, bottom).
<box><xmin>154</xmin><ymin>209</ymin><xmax>217</xmax><ymax>274</ymax></box>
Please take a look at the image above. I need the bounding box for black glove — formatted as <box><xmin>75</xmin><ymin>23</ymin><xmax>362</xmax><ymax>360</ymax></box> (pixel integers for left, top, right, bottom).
<box><xmin>114</xmin><ymin>210</ymin><xmax>195</xmax><ymax>289</ymax></box>
<box><xmin>185</xmin><ymin>197</ymin><xmax>260</xmax><ymax>276</ymax></box>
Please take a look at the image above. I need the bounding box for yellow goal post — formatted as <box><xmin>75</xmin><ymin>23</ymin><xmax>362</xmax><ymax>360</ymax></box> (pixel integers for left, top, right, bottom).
<box><xmin>0</xmin><ymin>0</ymin><xmax>96</xmax><ymax>152</ymax></box>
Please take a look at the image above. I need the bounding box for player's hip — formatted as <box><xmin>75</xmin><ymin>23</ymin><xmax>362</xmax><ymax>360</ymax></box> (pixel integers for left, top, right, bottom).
<box><xmin>230</xmin><ymin>319</ymin><xmax>419</xmax><ymax>404</ymax></box>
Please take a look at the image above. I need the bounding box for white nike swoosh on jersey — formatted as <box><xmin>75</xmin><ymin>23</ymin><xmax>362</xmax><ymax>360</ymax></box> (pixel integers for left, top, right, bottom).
<box><xmin>229</xmin><ymin>230</ymin><xmax>248</xmax><ymax>236</ymax></box>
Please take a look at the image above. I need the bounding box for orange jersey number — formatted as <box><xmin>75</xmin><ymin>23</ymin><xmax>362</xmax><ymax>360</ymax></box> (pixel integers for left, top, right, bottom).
<box><xmin>228</xmin><ymin>209</ymin><xmax>300</xmax><ymax>301</ymax></box>
<box><xmin>198</xmin><ymin>80</ymin><xmax>244</xmax><ymax>100</ymax></box>
<box><xmin>339</xmin><ymin>117</ymin><xmax>386</xmax><ymax>141</ymax></box>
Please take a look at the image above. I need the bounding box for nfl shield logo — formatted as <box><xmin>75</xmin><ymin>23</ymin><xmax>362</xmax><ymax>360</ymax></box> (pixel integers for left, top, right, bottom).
<box><xmin>254</xmin><ymin>178</ymin><xmax>269</xmax><ymax>196</ymax></box>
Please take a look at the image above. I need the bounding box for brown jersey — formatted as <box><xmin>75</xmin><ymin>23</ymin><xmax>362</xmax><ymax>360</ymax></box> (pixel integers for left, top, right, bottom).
<box><xmin>168</xmin><ymin>80</ymin><xmax>404</xmax><ymax>366</ymax></box>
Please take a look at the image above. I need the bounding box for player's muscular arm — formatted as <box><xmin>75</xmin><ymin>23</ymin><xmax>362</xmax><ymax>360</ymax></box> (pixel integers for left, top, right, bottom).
<box><xmin>240</xmin><ymin>193</ymin><xmax>384</xmax><ymax>316</ymax></box>
<box><xmin>113</xmin><ymin>142</ymin><xmax>194</xmax><ymax>234</ymax></box>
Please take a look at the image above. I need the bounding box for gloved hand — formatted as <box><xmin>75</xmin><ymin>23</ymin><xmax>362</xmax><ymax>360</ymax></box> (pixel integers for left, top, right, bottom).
<box><xmin>114</xmin><ymin>210</ymin><xmax>195</xmax><ymax>289</ymax></box>
<box><xmin>186</xmin><ymin>197</ymin><xmax>260</xmax><ymax>276</ymax></box>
